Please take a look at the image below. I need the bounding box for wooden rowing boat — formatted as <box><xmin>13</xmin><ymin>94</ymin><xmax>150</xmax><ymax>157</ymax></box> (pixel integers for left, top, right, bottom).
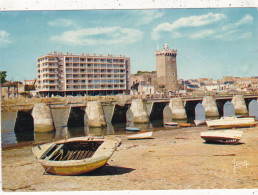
<box><xmin>200</xmin><ymin>130</ymin><xmax>243</xmax><ymax>144</ymax></box>
<box><xmin>126</xmin><ymin>127</ymin><xmax>141</xmax><ymax>131</ymax></box>
<box><xmin>32</xmin><ymin>136</ymin><xmax>121</xmax><ymax>176</ymax></box>
<box><xmin>206</xmin><ymin>116</ymin><xmax>256</xmax><ymax>129</ymax></box>
<box><xmin>126</xmin><ymin>131</ymin><xmax>153</xmax><ymax>140</ymax></box>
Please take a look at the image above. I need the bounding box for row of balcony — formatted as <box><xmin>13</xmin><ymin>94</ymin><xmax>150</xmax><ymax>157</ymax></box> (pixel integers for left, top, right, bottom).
<box><xmin>66</xmin><ymin>70</ymin><xmax>125</xmax><ymax>74</ymax></box>
<box><xmin>66</xmin><ymin>85</ymin><xmax>126</xmax><ymax>90</ymax></box>
<box><xmin>67</xmin><ymin>80</ymin><xmax>126</xmax><ymax>84</ymax></box>
<box><xmin>65</xmin><ymin>66</ymin><xmax>125</xmax><ymax>69</ymax></box>
<box><xmin>66</xmin><ymin>75</ymin><xmax>125</xmax><ymax>79</ymax></box>
<box><xmin>65</xmin><ymin>58</ymin><xmax>125</xmax><ymax>63</ymax></box>
<box><xmin>37</xmin><ymin>85</ymin><xmax>126</xmax><ymax>91</ymax></box>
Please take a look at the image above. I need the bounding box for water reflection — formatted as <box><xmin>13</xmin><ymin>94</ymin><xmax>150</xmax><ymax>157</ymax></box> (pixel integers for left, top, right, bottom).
<box><xmin>34</xmin><ymin>131</ymin><xmax>55</xmax><ymax>144</ymax></box>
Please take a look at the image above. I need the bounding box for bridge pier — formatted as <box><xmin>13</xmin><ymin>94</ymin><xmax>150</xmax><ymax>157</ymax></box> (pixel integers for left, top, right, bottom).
<box><xmin>31</xmin><ymin>103</ymin><xmax>55</xmax><ymax>132</ymax></box>
<box><xmin>130</xmin><ymin>99</ymin><xmax>149</xmax><ymax>123</ymax></box>
<box><xmin>169</xmin><ymin>98</ymin><xmax>187</xmax><ymax>119</ymax></box>
<box><xmin>202</xmin><ymin>96</ymin><xmax>219</xmax><ymax>117</ymax></box>
<box><xmin>86</xmin><ymin>101</ymin><xmax>107</xmax><ymax>127</ymax></box>
<box><xmin>231</xmin><ymin>95</ymin><xmax>248</xmax><ymax>115</ymax></box>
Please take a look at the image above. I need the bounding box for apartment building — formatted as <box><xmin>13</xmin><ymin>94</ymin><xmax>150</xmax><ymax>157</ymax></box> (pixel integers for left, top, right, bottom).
<box><xmin>36</xmin><ymin>52</ymin><xmax>130</xmax><ymax>96</ymax></box>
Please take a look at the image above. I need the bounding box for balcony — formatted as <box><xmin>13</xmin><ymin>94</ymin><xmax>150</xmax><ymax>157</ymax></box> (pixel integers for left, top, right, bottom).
<box><xmin>42</xmin><ymin>71</ymin><xmax>58</xmax><ymax>74</ymax></box>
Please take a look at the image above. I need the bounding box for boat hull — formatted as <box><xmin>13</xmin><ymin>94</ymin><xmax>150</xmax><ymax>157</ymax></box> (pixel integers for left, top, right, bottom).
<box><xmin>206</xmin><ymin>117</ymin><xmax>256</xmax><ymax>129</ymax></box>
<box><xmin>41</xmin><ymin>157</ymin><xmax>108</xmax><ymax>176</ymax></box>
<box><xmin>126</xmin><ymin>127</ymin><xmax>141</xmax><ymax>131</ymax></box>
<box><xmin>194</xmin><ymin>120</ymin><xmax>206</xmax><ymax>126</ymax></box>
<box><xmin>126</xmin><ymin>131</ymin><xmax>153</xmax><ymax>140</ymax></box>
<box><xmin>179</xmin><ymin>123</ymin><xmax>191</xmax><ymax>127</ymax></box>
<box><xmin>32</xmin><ymin>136</ymin><xmax>121</xmax><ymax>176</ymax></box>
<box><xmin>164</xmin><ymin>122</ymin><xmax>178</xmax><ymax>127</ymax></box>
<box><xmin>200</xmin><ymin>130</ymin><xmax>243</xmax><ymax>144</ymax></box>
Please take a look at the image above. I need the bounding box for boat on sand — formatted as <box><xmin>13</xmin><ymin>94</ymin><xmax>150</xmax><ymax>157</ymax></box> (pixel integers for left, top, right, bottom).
<box><xmin>194</xmin><ymin>119</ymin><xmax>207</xmax><ymax>126</ymax></box>
<box><xmin>206</xmin><ymin>116</ymin><xmax>256</xmax><ymax>129</ymax></box>
<box><xmin>126</xmin><ymin>131</ymin><xmax>153</xmax><ymax>140</ymax></box>
<box><xmin>179</xmin><ymin>123</ymin><xmax>191</xmax><ymax>127</ymax></box>
<box><xmin>32</xmin><ymin>136</ymin><xmax>121</xmax><ymax>176</ymax></box>
<box><xmin>200</xmin><ymin>130</ymin><xmax>243</xmax><ymax>144</ymax></box>
<box><xmin>164</xmin><ymin>122</ymin><xmax>178</xmax><ymax>127</ymax></box>
<box><xmin>126</xmin><ymin>127</ymin><xmax>141</xmax><ymax>131</ymax></box>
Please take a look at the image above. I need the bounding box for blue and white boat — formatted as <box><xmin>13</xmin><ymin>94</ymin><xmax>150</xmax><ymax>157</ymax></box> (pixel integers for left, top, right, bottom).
<box><xmin>126</xmin><ymin>127</ymin><xmax>141</xmax><ymax>131</ymax></box>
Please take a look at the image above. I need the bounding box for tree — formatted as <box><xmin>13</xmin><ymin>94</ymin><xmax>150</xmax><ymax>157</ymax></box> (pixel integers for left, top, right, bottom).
<box><xmin>0</xmin><ymin>71</ymin><xmax>7</xmax><ymax>84</ymax></box>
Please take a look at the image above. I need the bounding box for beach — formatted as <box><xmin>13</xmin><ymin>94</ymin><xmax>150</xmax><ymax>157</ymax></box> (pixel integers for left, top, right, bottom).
<box><xmin>2</xmin><ymin>126</ymin><xmax>258</xmax><ymax>191</ymax></box>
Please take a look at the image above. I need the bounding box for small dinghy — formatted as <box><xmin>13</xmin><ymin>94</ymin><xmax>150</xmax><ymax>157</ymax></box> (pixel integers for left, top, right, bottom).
<box><xmin>179</xmin><ymin>123</ymin><xmax>191</xmax><ymax>127</ymax></box>
<box><xmin>194</xmin><ymin>119</ymin><xmax>207</xmax><ymax>126</ymax></box>
<box><xmin>164</xmin><ymin>122</ymin><xmax>178</xmax><ymax>127</ymax></box>
<box><xmin>206</xmin><ymin>116</ymin><xmax>256</xmax><ymax>129</ymax></box>
<box><xmin>126</xmin><ymin>127</ymin><xmax>141</xmax><ymax>131</ymax></box>
<box><xmin>126</xmin><ymin>131</ymin><xmax>153</xmax><ymax>140</ymax></box>
<box><xmin>200</xmin><ymin>130</ymin><xmax>243</xmax><ymax>144</ymax></box>
<box><xmin>32</xmin><ymin>136</ymin><xmax>121</xmax><ymax>176</ymax></box>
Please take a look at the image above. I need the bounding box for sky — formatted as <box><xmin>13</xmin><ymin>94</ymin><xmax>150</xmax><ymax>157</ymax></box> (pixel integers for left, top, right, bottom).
<box><xmin>0</xmin><ymin>8</ymin><xmax>257</xmax><ymax>82</ymax></box>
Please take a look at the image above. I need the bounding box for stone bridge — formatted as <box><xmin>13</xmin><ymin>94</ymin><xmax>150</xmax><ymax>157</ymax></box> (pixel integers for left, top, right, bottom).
<box><xmin>6</xmin><ymin>94</ymin><xmax>258</xmax><ymax>134</ymax></box>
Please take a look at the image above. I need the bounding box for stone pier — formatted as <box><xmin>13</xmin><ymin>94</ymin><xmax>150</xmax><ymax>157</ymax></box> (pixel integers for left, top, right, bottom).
<box><xmin>129</xmin><ymin>99</ymin><xmax>149</xmax><ymax>123</ymax></box>
<box><xmin>202</xmin><ymin>96</ymin><xmax>219</xmax><ymax>117</ymax></box>
<box><xmin>169</xmin><ymin>98</ymin><xmax>187</xmax><ymax>119</ymax></box>
<box><xmin>231</xmin><ymin>95</ymin><xmax>248</xmax><ymax>115</ymax></box>
<box><xmin>85</xmin><ymin>101</ymin><xmax>107</xmax><ymax>127</ymax></box>
<box><xmin>31</xmin><ymin>103</ymin><xmax>55</xmax><ymax>132</ymax></box>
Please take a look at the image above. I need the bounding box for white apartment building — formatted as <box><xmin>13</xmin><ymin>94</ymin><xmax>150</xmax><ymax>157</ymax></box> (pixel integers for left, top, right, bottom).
<box><xmin>36</xmin><ymin>52</ymin><xmax>130</xmax><ymax>96</ymax></box>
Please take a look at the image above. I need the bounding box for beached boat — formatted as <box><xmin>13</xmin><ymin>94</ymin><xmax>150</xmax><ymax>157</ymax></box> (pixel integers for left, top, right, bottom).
<box><xmin>126</xmin><ymin>127</ymin><xmax>141</xmax><ymax>131</ymax></box>
<box><xmin>206</xmin><ymin>116</ymin><xmax>256</xmax><ymax>129</ymax></box>
<box><xmin>164</xmin><ymin>122</ymin><xmax>178</xmax><ymax>127</ymax></box>
<box><xmin>126</xmin><ymin>131</ymin><xmax>153</xmax><ymax>140</ymax></box>
<box><xmin>200</xmin><ymin>130</ymin><xmax>243</xmax><ymax>144</ymax></box>
<box><xmin>32</xmin><ymin>136</ymin><xmax>121</xmax><ymax>176</ymax></box>
<box><xmin>179</xmin><ymin>123</ymin><xmax>191</xmax><ymax>127</ymax></box>
<box><xmin>194</xmin><ymin>119</ymin><xmax>207</xmax><ymax>126</ymax></box>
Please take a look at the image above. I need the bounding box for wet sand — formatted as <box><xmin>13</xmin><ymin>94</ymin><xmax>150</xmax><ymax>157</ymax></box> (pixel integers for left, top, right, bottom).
<box><xmin>2</xmin><ymin>126</ymin><xmax>258</xmax><ymax>192</ymax></box>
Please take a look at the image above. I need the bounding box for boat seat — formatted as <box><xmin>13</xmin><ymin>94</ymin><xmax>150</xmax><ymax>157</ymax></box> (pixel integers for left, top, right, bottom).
<box><xmin>44</xmin><ymin>144</ymin><xmax>64</xmax><ymax>161</ymax></box>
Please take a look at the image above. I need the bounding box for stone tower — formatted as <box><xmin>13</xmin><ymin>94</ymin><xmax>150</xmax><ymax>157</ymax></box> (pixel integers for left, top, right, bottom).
<box><xmin>155</xmin><ymin>43</ymin><xmax>178</xmax><ymax>91</ymax></box>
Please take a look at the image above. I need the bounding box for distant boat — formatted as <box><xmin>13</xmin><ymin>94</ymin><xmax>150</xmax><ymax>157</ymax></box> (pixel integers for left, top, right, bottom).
<box><xmin>126</xmin><ymin>131</ymin><xmax>153</xmax><ymax>140</ymax></box>
<box><xmin>164</xmin><ymin>122</ymin><xmax>178</xmax><ymax>127</ymax></box>
<box><xmin>179</xmin><ymin>123</ymin><xmax>191</xmax><ymax>127</ymax></box>
<box><xmin>206</xmin><ymin>116</ymin><xmax>256</xmax><ymax>129</ymax></box>
<box><xmin>200</xmin><ymin>130</ymin><xmax>243</xmax><ymax>144</ymax></box>
<box><xmin>126</xmin><ymin>127</ymin><xmax>141</xmax><ymax>131</ymax></box>
<box><xmin>32</xmin><ymin>136</ymin><xmax>121</xmax><ymax>176</ymax></box>
<box><xmin>194</xmin><ymin>119</ymin><xmax>207</xmax><ymax>126</ymax></box>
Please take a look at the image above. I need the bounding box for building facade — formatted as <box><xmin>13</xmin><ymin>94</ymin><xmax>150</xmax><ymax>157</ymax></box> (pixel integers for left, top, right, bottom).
<box><xmin>1</xmin><ymin>83</ymin><xmax>18</xmax><ymax>99</ymax></box>
<box><xmin>36</xmin><ymin>52</ymin><xmax>130</xmax><ymax>96</ymax></box>
<box><xmin>130</xmin><ymin>71</ymin><xmax>157</xmax><ymax>95</ymax></box>
<box><xmin>155</xmin><ymin>44</ymin><xmax>178</xmax><ymax>91</ymax></box>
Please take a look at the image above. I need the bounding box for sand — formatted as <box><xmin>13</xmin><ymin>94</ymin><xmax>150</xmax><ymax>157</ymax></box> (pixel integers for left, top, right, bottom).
<box><xmin>2</xmin><ymin>126</ymin><xmax>258</xmax><ymax>192</ymax></box>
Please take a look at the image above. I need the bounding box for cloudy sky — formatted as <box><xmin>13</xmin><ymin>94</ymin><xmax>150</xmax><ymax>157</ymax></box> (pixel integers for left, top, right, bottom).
<box><xmin>0</xmin><ymin>8</ymin><xmax>257</xmax><ymax>81</ymax></box>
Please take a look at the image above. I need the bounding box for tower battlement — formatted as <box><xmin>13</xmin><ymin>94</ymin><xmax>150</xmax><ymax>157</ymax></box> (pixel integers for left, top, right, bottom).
<box><xmin>155</xmin><ymin>44</ymin><xmax>177</xmax><ymax>56</ymax></box>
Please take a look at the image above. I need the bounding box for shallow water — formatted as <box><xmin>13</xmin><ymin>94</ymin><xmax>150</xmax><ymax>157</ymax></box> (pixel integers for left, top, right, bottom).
<box><xmin>1</xmin><ymin>108</ymin><xmax>190</xmax><ymax>149</ymax></box>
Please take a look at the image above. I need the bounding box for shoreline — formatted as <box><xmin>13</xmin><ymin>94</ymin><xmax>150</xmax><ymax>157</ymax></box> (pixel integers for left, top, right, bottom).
<box><xmin>2</xmin><ymin>126</ymin><xmax>258</xmax><ymax>191</ymax></box>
